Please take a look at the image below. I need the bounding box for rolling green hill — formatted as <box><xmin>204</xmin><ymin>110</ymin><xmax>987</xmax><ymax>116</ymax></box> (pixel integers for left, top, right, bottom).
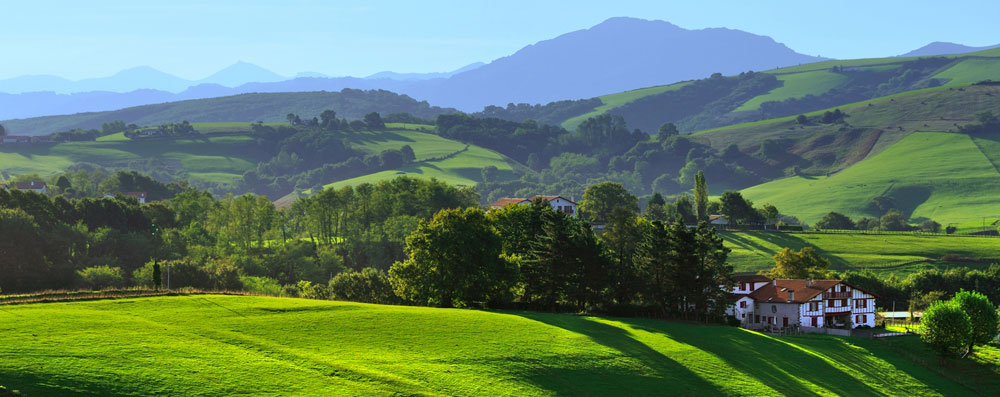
<box><xmin>739</xmin><ymin>131</ymin><xmax>1000</xmax><ymax>226</ymax></box>
<box><xmin>0</xmin><ymin>90</ymin><xmax>458</xmax><ymax>136</ymax></box>
<box><xmin>0</xmin><ymin>123</ymin><xmax>518</xmax><ymax>194</ymax></box>
<box><xmin>723</xmin><ymin>231</ymin><xmax>1000</xmax><ymax>276</ymax></box>
<box><xmin>1</xmin><ymin>295</ymin><xmax>991</xmax><ymax>396</ymax></box>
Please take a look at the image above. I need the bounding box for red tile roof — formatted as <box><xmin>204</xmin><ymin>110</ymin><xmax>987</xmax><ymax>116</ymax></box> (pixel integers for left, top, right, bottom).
<box><xmin>14</xmin><ymin>181</ymin><xmax>46</xmax><ymax>190</ymax></box>
<box><xmin>733</xmin><ymin>274</ymin><xmax>771</xmax><ymax>283</ymax></box>
<box><xmin>528</xmin><ymin>195</ymin><xmax>577</xmax><ymax>204</ymax></box>
<box><xmin>489</xmin><ymin>198</ymin><xmax>528</xmax><ymax>207</ymax></box>
<box><xmin>749</xmin><ymin>279</ymin><xmax>842</xmax><ymax>303</ymax></box>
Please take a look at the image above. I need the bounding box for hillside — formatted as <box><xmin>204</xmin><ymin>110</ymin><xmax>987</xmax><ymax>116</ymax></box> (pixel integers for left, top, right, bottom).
<box><xmin>1</xmin><ymin>90</ymin><xmax>458</xmax><ymax>136</ymax></box>
<box><xmin>0</xmin><ymin>123</ymin><xmax>517</xmax><ymax>196</ymax></box>
<box><xmin>0</xmin><ymin>295</ymin><xmax>989</xmax><ymax>396</ymax></box>
<box><xmin>723</xmin><ymin>231</ymin><xmax>1000</xmax><ymax>276</ymax></box>
<box><xmin>738</xmin><ymin>131</ymin><xmax>1000</xmax><ymax>226</ymax></box>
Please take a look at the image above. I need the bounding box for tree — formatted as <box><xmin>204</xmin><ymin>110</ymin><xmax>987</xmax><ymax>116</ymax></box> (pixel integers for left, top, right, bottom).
<box><xmin>388</xmin><ymin>208</ymin><xmax>516</xmax><ymax>307</ymax></box>
<box><xmin>152</xmin><ymin>262</ymin><xmax>161</xmax><ymax>290</ymax></box>
<box><xmin>919</xmin><ymin>220</ymin><xmax>941</xmax><ymax>233</ymax></box>
<box><xmin>635</xmin><ymin>220</ymin><xmax>677</xmax><ymax>314</ymax></box>
<box><xmin>796</xmin><ymin>114</ymin><xmax>808</xmax><ymax>125</ymax></box>
<box><xmin>674</xmin><ymin>194</ymin><xmax>695</xmax><ymax>224</ymax></box>
<box><xmin>400</xmin><ymin>145</ymin><xmax>416</xmax><ymax>164</ymax></box>
<box><xmin>657</xmin><ymin>122</ymin><xmax>679</xmax><ymax>144</ymax></box>
<box><xmin>719</xmin><ymin>191</ymin><xmax>758</xmax><ymax>224</ymax></box>
<box><xmin>921</xmin><ymin>301</ymin><xmax>972</xmax><ymax>361</ymax></box>
<box><xmin>644</xmin><ymin>193</ymin><xmax>668</xmax><ymax>222</ymax></box>
<box><xmin>481</xmin><ymin>165</ymin><xmax>499</xmax><ymax>183</ymax></box>
<box><xmin>0</xmin><ymin>123</ymin><xmax>6</xmax><ymax>137</ymax></box>
<box><xmin>880</xmin><ymin>209</ymin><xmax>910</xmax><ymax>231</ymax></box>
<box><xmin>815</xmin><ymin>212</ymin><xmax>855</xmax><ymax>230</ymax></box>
<box><xmin>760</xmin><ymin>204</ymin><xmax>779</xmax><ymax>225</ymax></box>
<box><xmin>765</xmin><ymin>247</ymin><xmax>833</xmax><ymax>279</ymax></box>
<box><xmin>952</xmin><ymin>289</ymin><xmax>1000</xmax><ymax>355</ymax></box>
<box><xmin>856</xmin><ymin>217</ymin><xmax>879</xmax><ymax>230</ymax></box>
<box><xmin>364</xmin><ymin>112</ymin><xmax>385</xmax><ymax>130</ymax></box>
<box><xmin>578</xmin><ymin>182</ymin><xmax>638</xmax><ymax>225</ymax></box>
<box><xmin>319</xmin><ymin>110</ymin><xmax>338</xmax><ymax>130</ymax></box>
<box><xmin>694</xmin><ymin>171</ymin><xmax>708</xmax><ymax>222</ymax></box>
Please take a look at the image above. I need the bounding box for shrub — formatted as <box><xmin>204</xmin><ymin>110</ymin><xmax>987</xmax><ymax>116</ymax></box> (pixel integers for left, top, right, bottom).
<box><xmin>952</xmin><ymin>289</ymin><xmax>1000</xmax><ymax>354</ymax></box>
<box><xmin>297</xmin><ymin>280</ymin><xmax>330</xmax><ymax>300</ymax></box>
<box><xmin>815</xmin><ymin>212</ymin><xmax>855</xmax><ymax>230</ymax></box>
<box><xmin>921</xmin><ymin>301</ymin><xmax>972</xmax><ymax>359</ymax></box>
<box><xmin>919</xmin><ymin>220</ymin><xmax>941</xmax><ymax>233</ymax></box>
<box><xmin>945</xmin><ymin>225</ymin><xmax>957</xmax><ymax>234</ymax></box>
<box><xmin>240</xmin><ymin>276</ymin><xmax>282</xmax><ymax>295</ymax></box>
<box><xmin>331</xmin><ymin>268</ymin><xmax>397</xmax><ymax>304</ymax></box>
<box><xmin>77</xmin><ymin>265</ymin><xmax>125</xmax><ymax>290</ymax></box>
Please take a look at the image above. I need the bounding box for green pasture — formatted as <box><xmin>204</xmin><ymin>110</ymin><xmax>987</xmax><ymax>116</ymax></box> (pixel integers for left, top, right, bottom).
<box><xmin>735</xmin><ymin>70</ymin><xmax>850</xmax><ymax>111</ymax></box>
<box><xmin>0</xmin><ymin>295</ymin><xmax>987</xmax><ymax>396</ymax></box>
<box><xmin>723</xmin><ymin>231</ymin><xmax>1000</xmax><ymax>275</ymax></box>
<box><xmin>740</xmin><ymin>132</ymin><xmax>1000</xmax><ymax>226</ymax></box>
<box><xmin>326</xmin><ymin>144</ymin><xmax>515</xmax><ymax>190</ymax></box>
<box><xmin>561</xmin><ymin>82</ymin><xmax>691</xmax><ymax>131</ymax></box>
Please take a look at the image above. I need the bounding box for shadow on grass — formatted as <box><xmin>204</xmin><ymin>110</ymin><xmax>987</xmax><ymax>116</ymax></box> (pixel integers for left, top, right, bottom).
<box><xmin>633</xmin><ymin>322</ymin><xmax>892</xmax><ymax>396</ymax></box>
<box><xmin>725</xmin><ymin>232</ymin><xmax>851</xmax><ymax>270</ymax></box>
<box><xmin>513</xmin><ymin>312</ymin><xmax>724</xmax><ymax>395</ymax></box>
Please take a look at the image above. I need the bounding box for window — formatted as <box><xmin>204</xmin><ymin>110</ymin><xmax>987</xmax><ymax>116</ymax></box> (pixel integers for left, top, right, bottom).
<box><xmin>809</xmin><ymin>302</ymin><xmax>819</xmax><ymax>311</ymax></box>
<box><xmin>841</xmin><ymin>299</ymin><xmax>848</xmax><ymax>307</ymax></box>
<box><xmin>828</xmin><ymin>299</ymin><xmax>835</xmax><ymax>307</ymax></box>
<box><xmin>741</xmin><ymin>313</ymin><xmax>745</xmax><ymax>318</ymax></box>
<box><xmin>855</xmin><ymin>299</ymin><xmax>866</xmax><ymax>309</ymax></box>
<box><xmin>755</xmin><ymin>315</ymin><xmax>760</xmax><ymax>323</ymax></box>
<box><xmin>811</xmin><ymin>317</ymin><xmax>818</xmax><ymax>327</ymax></box>
<box><xmin>860</xmin><ymin>314</ymin><xmax>866</xmax><ymax>323</ymax></box>
<box><xmin>739</xmin><ymin>301</ymin><xmax>747</xmax><ymax>308</ymax></box>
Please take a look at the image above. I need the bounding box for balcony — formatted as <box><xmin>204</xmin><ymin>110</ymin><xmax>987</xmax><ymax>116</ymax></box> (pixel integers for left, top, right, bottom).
<box><xmin>823</xmin><ymin>291</ymin><xmax>851</xmax><ymax>299</ymax></box>
<box><xmin>825</xmin><ymin>305</ymin><xmax>851</xmax><ymax>313</ymax></box>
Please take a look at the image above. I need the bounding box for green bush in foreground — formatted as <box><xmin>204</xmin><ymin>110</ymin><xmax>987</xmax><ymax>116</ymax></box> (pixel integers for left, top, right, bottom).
<box><xmin>952</xmin><ymin>289</ymin><xmax>1000</xmax><ymax>355</ymax></box>
<box><xmin>921</xmin><ymin>301</ymin><xmax>972</xmax><ymax>360</ymax></box>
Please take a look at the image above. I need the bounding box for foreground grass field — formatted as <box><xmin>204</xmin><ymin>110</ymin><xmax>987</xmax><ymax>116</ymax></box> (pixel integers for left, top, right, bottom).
<box><xmin>740</xmin><ymin>131</ymin><xmax>1000</xmax><ymax>226</ymax></box>
<box><xmin>723</xmin><ymin>231</ymin><xmax>1000</xmax><ymax>275</ymax></box>
<box><xmin>0</xmin><ymin>295</ymin><xmax>991</xmax><ymax>396</ymax></box>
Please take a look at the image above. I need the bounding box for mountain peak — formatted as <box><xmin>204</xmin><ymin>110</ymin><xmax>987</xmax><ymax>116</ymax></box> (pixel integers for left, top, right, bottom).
<box><xmin>898</xmin><ymin>41</ymin><xmax>1000</xmax><ymax>57</ymax></box>
<box><xmin>198</xmin><ymin>62</ymin><xmax>285</xmax><ymax>87</ymax></box>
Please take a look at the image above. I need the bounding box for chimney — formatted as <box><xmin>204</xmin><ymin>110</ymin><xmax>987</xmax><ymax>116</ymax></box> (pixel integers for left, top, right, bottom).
<box><xmin>788</xmin><ymin>290</ymin><xmax>795</xmax><ymax>302</ymax></box>
<box><xmin>807</xmin><ymin>279</ymin><xmax>813</xmax><ymax>287</ymax></box>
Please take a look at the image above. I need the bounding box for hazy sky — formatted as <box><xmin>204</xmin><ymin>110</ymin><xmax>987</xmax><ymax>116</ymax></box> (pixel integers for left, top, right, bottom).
<box><xmin>2</xmin><ymin>0</ymin><xmax>998</xmax><ymax>80</ymax></box>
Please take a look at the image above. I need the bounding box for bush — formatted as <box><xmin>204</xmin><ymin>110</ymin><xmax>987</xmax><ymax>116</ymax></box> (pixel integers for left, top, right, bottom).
<box><xmin>815</xmin><ymin>212</ymin><xmax>855</xmax><ymax>230</ymax></box>
<box><xmin>919</xmin><ymin>220</ymin><xmax>941</xmax><ymax>233</ymax></box>
<box><xmin>945</xmin><ymin>225</ymin><xmax>957</xmax><ymax>234</ymax></box>
<box><xmin>921</xmin><ymin>301</ymin><xmax>972</xmax><ymax>359</ymax></box>
<box><xmin>77</xmin><ymin>265</ymin><xmax>125</xmax><ymax>290</ymax></box>
<box><xmin>240</xmin><ymin>276</ymin><xmax>282</xmax><ymax>295</ymax></box>
<box><xmin>297</xmin><ymin>280</ymin><xmax>330</xmax><ymax>300</ymax></box>
<box><xmin>331</xmin><ymin>268</ymin><xmax>397</xmax><ymax>304</ymax></box>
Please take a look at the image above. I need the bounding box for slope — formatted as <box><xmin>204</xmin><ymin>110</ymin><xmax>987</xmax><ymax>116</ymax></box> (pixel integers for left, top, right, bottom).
<box><xmin>739</xmin><ymin>131</ymin><xmax>1000</xmax><ymax>226</ymax></box>
<box><xmin>1</xmin><ymin>90</ymin><xmax>458</xmax><ymax>136</ymax></box>
<box><xmin>0</xmin><ymin>295</ymin><xmax>984</xmax><ymax>396</ymax></box>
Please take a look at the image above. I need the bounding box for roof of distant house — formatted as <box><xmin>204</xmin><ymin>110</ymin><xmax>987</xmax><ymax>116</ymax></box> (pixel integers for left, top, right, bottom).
<box><xmin>733</xmin><ymin>274</ymin><xmax>771</xmax><ymax>283</ymax></box>
<box><xmin>124</xmin><ymin>191</ymin><xmax>148</xmax><ymax>199</ymax></box>
<box><xmin>489</xmin><ymin>198</ymin><xmax>527</xmax><ymax>207</ymax></box>
<box><xmin>14</xmin><ymin>181</ymin><xmax>46</xmax><ymax>190</ymax></box>
<box><xmin>528</xmin><ymin>195</ymin><xmax>576</xmax><ymax>204</ymax></box>
<box><xmin>709</xmin><ymin>215</ymin><xmax>727</xmax><ymax>221</ymax></box>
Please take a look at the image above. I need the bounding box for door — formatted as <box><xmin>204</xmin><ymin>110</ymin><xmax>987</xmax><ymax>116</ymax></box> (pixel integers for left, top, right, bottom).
<box><xmin>811</xmin><ymin>317</ymin><xmax>817</xmax><ymax>327</ymax></box>
<box><xmin>783</xmin><ymin>317</ymin><xmax>789</xmax><ymax>327</ymax></box>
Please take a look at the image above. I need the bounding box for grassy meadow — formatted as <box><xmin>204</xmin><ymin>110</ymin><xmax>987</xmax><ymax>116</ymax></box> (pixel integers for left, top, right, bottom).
<box><xmin>560</xmin><ymin>81</ymin><xmax>692</xmax><ymax>131</ymax></box>
<box><xmin>723</xmin><ymin>231</ymin><xmax>1000</xmax><ymax>275</ymax></box>
<box><xmin>735</xmin><ymin>70</ymin><xmax>850</xmax><ymax>111</ymax></box>
<box><xmin>0</xmin><ymin>295</ymin><xmax>992</xmax><ymax>396</ymax></box>
<box><xmin>740</xmin><ymin>131</ymin><xmax>1000</xmax><ymax>226</ymax></box>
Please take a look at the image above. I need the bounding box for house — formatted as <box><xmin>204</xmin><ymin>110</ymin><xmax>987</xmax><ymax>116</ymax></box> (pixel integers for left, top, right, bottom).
<box><xmin>708</xmin><ymin>215</ymin><xmax>729</xmax><ymax>225</ymax></box>
<box><xmin>489</xmin><ymin>195</ymin><xmax>577</xmax><ymax>217</ymax></box>
<box><xmin>1</xmin><ymin>136</ymin><xmax>32</xmax><ymax>144</ymax></box>
<box><xmin>0</xmin><ymin>184</ymin><xmax>8</xmax><ymax>191</ymax></box>
<box><xmin>14</xmin><ymin>181</ymin><xmax>47</xmax><ymax>194</ymax></box>
<box><xmin>727</xmin><ymin>276</ymin><xmax>877</xmax><ymax>330</ymax></box>
<box><xmin>124</xmin><ymin>192</ymin><xmax>148</xmax><ymax>203</ymax></box>
<box><xmin>103</xmin><ymin>192</ymin><xmax>148</xmax><ymax>203</ymax></box>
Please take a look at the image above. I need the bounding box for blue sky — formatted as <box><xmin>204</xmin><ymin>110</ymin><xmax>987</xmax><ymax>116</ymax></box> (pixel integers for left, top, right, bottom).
<box><xmin>2</xmin><ymin>0</ymin><xmax>998</xmax><ymax>80</ymax></box>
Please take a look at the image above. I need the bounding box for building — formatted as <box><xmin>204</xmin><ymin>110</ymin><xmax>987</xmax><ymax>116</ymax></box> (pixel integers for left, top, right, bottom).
<box><xmin>727</xmin><ymin>276</ymin><xmax>877</xmax><ymax>330</ymax></box>
<box><xmin>489</xmin><ymin>195</ymin><xmax>577</xmax><ymax>217</ymax></box>
<box><xmin>14</xmin><ymin>181</ymin><xmax>47</xmax><ymax>194</ymax></box>
<box><xmin>103</xmin><ymin>192</ymin><xmax>149</xmax><ymax>203</ymax></box>
<box><xmin>0</xmin><ymin>136</ymin><xmax>32</xmax><ymax>144</ymax></box>
<box><xmin>708</xmin><ymin>215</ymin><xmax>729</xmax><ymax>225</ymax></box>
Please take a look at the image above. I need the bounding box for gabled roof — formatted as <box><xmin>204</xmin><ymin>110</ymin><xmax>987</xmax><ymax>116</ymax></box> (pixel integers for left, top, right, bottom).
<box><xmin>749</xmin><ymin>279</ymin><xmax>842</xmax><ymax>303</ymax></box>
<box><xmin>709</xmin><ymin>215</ymin><xmax>727</xmax><ymax>221</ymax></box>
<box><xmin>733</xmin><ymin>274</ymin><xmax>771</xmax><ymax>283</ymax></box>
<box><xmin>529</xmin><ymin>195</ymin><xmax>576</xmax><ymax>204</ymax></box>
<box><xmin>489</xmin><ymin>198</ymin><xmax>528</xmax><ymax>207</ymax></box>
<box><xmin>15</xmin><ymin>181</ymin><xmax>46</xmax><ymax>190</ymax></box>
<box><xmin>124</xmin><ymin>192</ymin><xmax>148</xmax><ymax>199</ymax></box>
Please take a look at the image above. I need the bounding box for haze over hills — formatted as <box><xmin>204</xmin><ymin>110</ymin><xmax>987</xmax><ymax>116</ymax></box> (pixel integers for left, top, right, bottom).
<box><xmin>899</xmin><ymin>41</ymin><xmax>1000</xmax><ymax>57</ymax></box>
<box><xmin>0</xmin><ymin>17</ymin><xmax>827</xmax><ymax>119</ymax></box>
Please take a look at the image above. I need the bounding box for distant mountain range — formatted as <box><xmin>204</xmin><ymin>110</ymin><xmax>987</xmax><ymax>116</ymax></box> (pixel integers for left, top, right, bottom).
<box><xmin>3</xmin><ymin>17</ymin><xmax>996</xmax><ymax>123</ymax></box>
<box><xmin>898</xmin><ymin>41</ymin><xmax>1000</xmax><ymax>57</ymax></box>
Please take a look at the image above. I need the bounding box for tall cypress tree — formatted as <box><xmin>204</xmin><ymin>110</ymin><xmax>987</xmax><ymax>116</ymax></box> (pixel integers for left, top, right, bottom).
<box><xmin>694</xmin><ymin>171</ymin><xmax>709</xmax><ymax>222</ymax></box>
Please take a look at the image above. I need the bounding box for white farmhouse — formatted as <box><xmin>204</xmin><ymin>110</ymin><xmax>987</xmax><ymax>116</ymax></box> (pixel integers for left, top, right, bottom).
<box><xmin>14</xmin><ymin>181</ymin><xmax>47</xmax><ymax>194</ymax></box>
<box><xmin>489</xmin><ymin>195</ymin><xmax>577</xmax><ymax>217</ymax></box>
<box><xmin>728</xmin><ymin>276</ymin><xmax>877</xmax><ymax>330</ymax></box>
